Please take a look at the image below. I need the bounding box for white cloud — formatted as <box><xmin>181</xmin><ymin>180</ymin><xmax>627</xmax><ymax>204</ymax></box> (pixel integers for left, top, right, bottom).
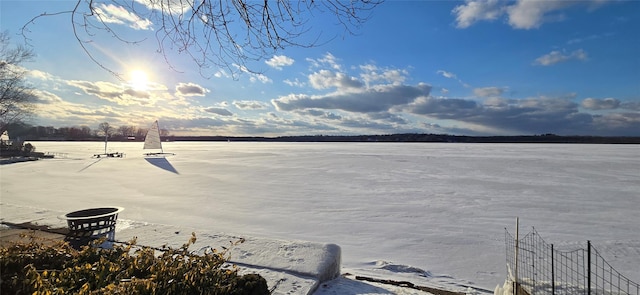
<box><xmin>453</xmin><ymin>0</ymin><xmax>613</xmax><ymax>30</ymax></box>
<box><xmin>566</xmin><ymin>33</ymin><xmax>612</xmax><ymax>45</ymax></box>
<box><xmin>32</xmin><ymin>90</ymin><xmax>64</xmax><ymax>104</ymax></box>
<box><xmin>265</xmin><ymin>55</ymin><xmax>294</xmax><ymax>70</ymax></box>
<box><xmin>29</xmin><ymin>69</ymin><xmax>55</xmax><ymax>81</ymax></box>
<box><xmin>175</xmin><ymin>82</ymin><xmax>209</xmax><ymax>96</ymax></box>
<box><xmin>406</xmin><ymin>96</ymin><xmax>479</xmax><ymax>117</ymax></box>
<box><xmin>272</xmin><ymin>83</ymin><xmax>431</xmax><ymax>114</ymax></box>
<box><xmin>437</xmin><ymin>70</ymin><xmax>457</xmax><ymax>79</ymax></box>
<box><xmin>233</xmin><ymin>100</ymin><xmax>268</xmax><ymax>110</ymax></box>
<box><xmin>507</xmin><ymin>0</ymin><xmax>575</xmax><ymax>29</ymax></box>
<box><xmin>250</xmin><ymin>73</ymin><xmax>271</xmax><ymax>84</ymax></box>
<box><xmin>506</xmin><ymin>0</ymin><xmax>570</xmax><ymax>29</ymax></box>
<box><xmin>64</xmin><ymin>78</ymin><xmax>183</xmax><ymax>108</ymax></box>
<box><xmin>483</xmin><ymin>97</ymin><xmax>509</xmax><ymax>109</ymax></box>
<box><xmin>533</xmin><ymin>49</ymin><xmax>588</xmax><ymax>66</ymax></box>
<box><xmin>94</xmin><ymin>3</ymin><xmax>153</xmax><ymax>30</ymax></box>
<box><xmin>437</xmin><ymin>70</ymin><xmax>470</xmax><ymax>88</ymax></box>
<box><xmin>283</xmin><ymin>78</ymin><xmax>305</xmax><ymax>87</ymax></box>
<box><xmin>204</xmin><ymin>107</ymin><xmax>233</xmax><ymax>116</ymax></box>
<box><xmin>590</xmin><ymin>112</ymin><xmax>640</xmax><ymax>135</ymax></box>
<box><xmin>214</xmin><ymin>69</ymin><xmax>231</xmax><ymax>79</ymax></box>
<box><xmin>235</xmin><ymin>64</ymin><xmax>272</xmax><ymax>83</ymax></box>
<box><xmin>359</xmin><ymin>64</ymin><xmax>408</xmax><ymax>86</ymax></box>
<box><xmin>308</xmin><ymin>70</ymin><xmax>363</xmax><ymax>91</ymax></box>
<box><xmin>474</xmin><ymin>87</ymin><xmax>505</xmax><ymax>97</ymax></box>
<box><xmin>581</xmin><ymin>98</ymin><xmax>620</xmax><ymax>110</ymax></box>
<box><xmin>621</xmin><ymin>101</ymin><xmax>640</xmax><ymax>111</ymax></box>
<box><xmin>133</xmin><ymin>0</ymin><xmax>191</xmax><ymax>16</ymax></box>
<box><xmin>452</xmin><ymin>0</ymin><xmax>506</xmax><ymax>29</ymax></box>
<box><xmin>403</xmin><ymin>94</ymin><xmax>618</xmax><ymax>135</ymax></box>
<box><xmin>307</xmin><ymin>53</ymin><xmax>343</xmax><ymax>71</ymax></box>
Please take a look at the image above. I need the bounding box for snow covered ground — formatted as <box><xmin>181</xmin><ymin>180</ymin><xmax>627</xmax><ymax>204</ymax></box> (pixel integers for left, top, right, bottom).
<box><xmin>1</xmin><ymin>142</ymin><xmax>638</xmax><ymax>294</ymax></box>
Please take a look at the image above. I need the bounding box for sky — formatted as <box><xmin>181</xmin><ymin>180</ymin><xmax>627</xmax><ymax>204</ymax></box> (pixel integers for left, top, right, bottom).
<box><xmin>1</xmin><ymin>0</ymin><xmax>639</xmax><ymax>137</ymax></box>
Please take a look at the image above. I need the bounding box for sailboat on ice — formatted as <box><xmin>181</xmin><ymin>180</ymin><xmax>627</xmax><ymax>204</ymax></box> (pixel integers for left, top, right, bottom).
<box><xmin>143</xmin><ymin>120</ymin><xmax>174</xmax><ymax>156</ymax></box>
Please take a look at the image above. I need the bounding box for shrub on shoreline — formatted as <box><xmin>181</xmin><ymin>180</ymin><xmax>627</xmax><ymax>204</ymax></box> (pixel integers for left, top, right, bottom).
<box><xmin>0</xmin><ymin>232</ymin><xmax>269</xmax><ymax>294</ymax></box>
<box><xmin>0</xmin><ymin>141</ymin><xmax>39</xmax><ymax>158</ymax></box>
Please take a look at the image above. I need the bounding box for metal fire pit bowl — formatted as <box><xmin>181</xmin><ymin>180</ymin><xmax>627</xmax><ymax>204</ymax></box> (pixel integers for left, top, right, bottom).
<box><xmin>60</xmin><ymin>207</ymin><xmax>124</xmax><ymax>248</ymax></box>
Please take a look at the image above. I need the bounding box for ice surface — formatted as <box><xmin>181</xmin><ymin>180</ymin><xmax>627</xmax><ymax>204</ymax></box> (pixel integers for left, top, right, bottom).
<box><xmin>1</xmin><ymin>142</ymin><xmax>638</xmax><ymax>293</ymax></box>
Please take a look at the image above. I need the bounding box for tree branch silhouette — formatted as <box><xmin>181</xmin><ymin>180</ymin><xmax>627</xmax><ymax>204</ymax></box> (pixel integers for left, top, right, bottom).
<box><xmin>21</xmin><ymin>0</ymin><xmax>382</xmax><ymax>79</ymax></box>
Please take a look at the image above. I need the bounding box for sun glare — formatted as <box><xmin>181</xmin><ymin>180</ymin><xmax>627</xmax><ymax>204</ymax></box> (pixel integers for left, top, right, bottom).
<box><xmin>129</xmin><ymin>69</ymin><xmax>149</xmax><ymax>90</ymax></box>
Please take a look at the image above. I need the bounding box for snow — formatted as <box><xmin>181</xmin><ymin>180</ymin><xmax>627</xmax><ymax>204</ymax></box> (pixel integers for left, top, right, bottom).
<box><xmin>1</xmin><ymin>142</ymin><xmax>638</xmax><ymax>294</ymax></box>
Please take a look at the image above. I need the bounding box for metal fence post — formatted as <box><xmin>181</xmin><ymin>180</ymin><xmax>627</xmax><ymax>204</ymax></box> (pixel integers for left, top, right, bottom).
<box><xmin>551</xmin><ymin>244</ymin><xmax>555</xmax><ymax>295</ymax></box>
<box><xmin>587</xmin><ymin>240</ymin><xmax>591</xmax><ymax>295</ymax></box>
<box><xmin>514</xmin><ymin>218</ymin><xmax>519</xmax><ymax>295</ymax></box>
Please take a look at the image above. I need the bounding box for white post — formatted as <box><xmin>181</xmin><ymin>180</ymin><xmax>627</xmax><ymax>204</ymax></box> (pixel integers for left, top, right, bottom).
<box><xmin>514</xmin><ymin>217</ymin><xmax>519</xmax><ymax>295</ymax></box>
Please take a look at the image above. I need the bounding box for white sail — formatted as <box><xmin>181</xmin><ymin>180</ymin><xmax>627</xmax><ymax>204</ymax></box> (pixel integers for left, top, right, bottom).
<box><xmin>143</xmin><ymin>120</ymin><xmax>163</xmax><ymax>152</ymax></box>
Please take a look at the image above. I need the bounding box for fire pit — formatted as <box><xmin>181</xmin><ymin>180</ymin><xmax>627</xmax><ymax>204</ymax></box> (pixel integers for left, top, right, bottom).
<box><xmin>60</xmin><ymin>207</ymin><xmax>124</xmax><ymax>248</ymax></box>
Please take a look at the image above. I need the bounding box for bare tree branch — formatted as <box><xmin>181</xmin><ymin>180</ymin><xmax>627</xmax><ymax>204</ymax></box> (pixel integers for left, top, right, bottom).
<box><xmin>21</xmin><ymin>0</ymin><xmax>382</xmax><ymax>79</ymax></box>
<box><xmin>0</xmin><ymin>32</ymin><xmax>37</xmax><ymax>133</ymax></box>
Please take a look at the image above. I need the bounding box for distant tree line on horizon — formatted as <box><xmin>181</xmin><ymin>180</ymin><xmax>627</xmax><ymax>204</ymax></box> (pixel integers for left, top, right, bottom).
<box><xmin>3</xmin><ymin>123</ymin><xmax>639</xmax><ymax>144</ymax></box>
<box><xmin>3</xmin><ymin>122</ymin><xmax>169</xmax><ymax>141</ymax></box>
<box><xmin>171</xmin><ymin>133</ymin><xmax>640</xmax><ymax>144</ymax></box>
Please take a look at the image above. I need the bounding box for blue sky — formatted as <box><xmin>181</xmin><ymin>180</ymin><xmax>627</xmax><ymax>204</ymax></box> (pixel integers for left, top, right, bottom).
<box><xmin>1</xmin><ymin>0</ymin><xmax>639</xmax><ymax>136</ymax></box>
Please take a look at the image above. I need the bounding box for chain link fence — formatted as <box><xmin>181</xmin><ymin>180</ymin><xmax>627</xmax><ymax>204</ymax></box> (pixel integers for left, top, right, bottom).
<box><xmin>505</xmin><ymin>227</ymin><xmax>639</xmax><ymax>295</ymax></box>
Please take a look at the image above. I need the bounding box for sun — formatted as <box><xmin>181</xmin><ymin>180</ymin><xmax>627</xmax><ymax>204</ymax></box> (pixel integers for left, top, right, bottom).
<box><xmin>128</xmin><ymin>69</ymin><xmax>149</xmax><ymax>90</ymax></box>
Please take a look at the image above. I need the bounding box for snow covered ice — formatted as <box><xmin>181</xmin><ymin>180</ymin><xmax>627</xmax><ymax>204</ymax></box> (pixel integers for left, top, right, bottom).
<box><xmin>1</xmin><ymin>142</ymin><xmax>638</xmax><ymax>294</ymax></box>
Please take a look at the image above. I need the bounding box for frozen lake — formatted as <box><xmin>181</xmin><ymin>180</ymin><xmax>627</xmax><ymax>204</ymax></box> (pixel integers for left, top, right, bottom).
<box><xmin>1</xmin><ymin>141</ymin><xmax>639</xmax><ymax>290</ymax></box>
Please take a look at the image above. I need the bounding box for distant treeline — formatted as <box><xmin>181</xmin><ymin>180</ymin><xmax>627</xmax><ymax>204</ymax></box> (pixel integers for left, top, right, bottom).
<box><xmin>6</xmin><ymin>124</ymin><xmax>639</xmax><ymax>144</ymax></box>
<box><xmin>168</xmin><ymin>134</ymin><xmax>640</xmax><ymax>144</ymax></box>
<box><xmin>4</xmin><ymin>123</ymin><xmax>165</xmax><ymax>142</ymax></box>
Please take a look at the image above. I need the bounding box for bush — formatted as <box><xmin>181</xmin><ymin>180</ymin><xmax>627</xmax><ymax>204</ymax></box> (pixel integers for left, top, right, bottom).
<box><xmin>22</xmin><ymin>142</ymin><xmax>35</xmax><ymax>154</ymax></box>
<box><xmin>0</xmin><ymin>141</ymin><xmax>36</xmax><ymax>158</ymax></box>
<box><xmin>0</xmin><ymin>233</ymin><xmax>269</xmax><ymax>294</ymax></box>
